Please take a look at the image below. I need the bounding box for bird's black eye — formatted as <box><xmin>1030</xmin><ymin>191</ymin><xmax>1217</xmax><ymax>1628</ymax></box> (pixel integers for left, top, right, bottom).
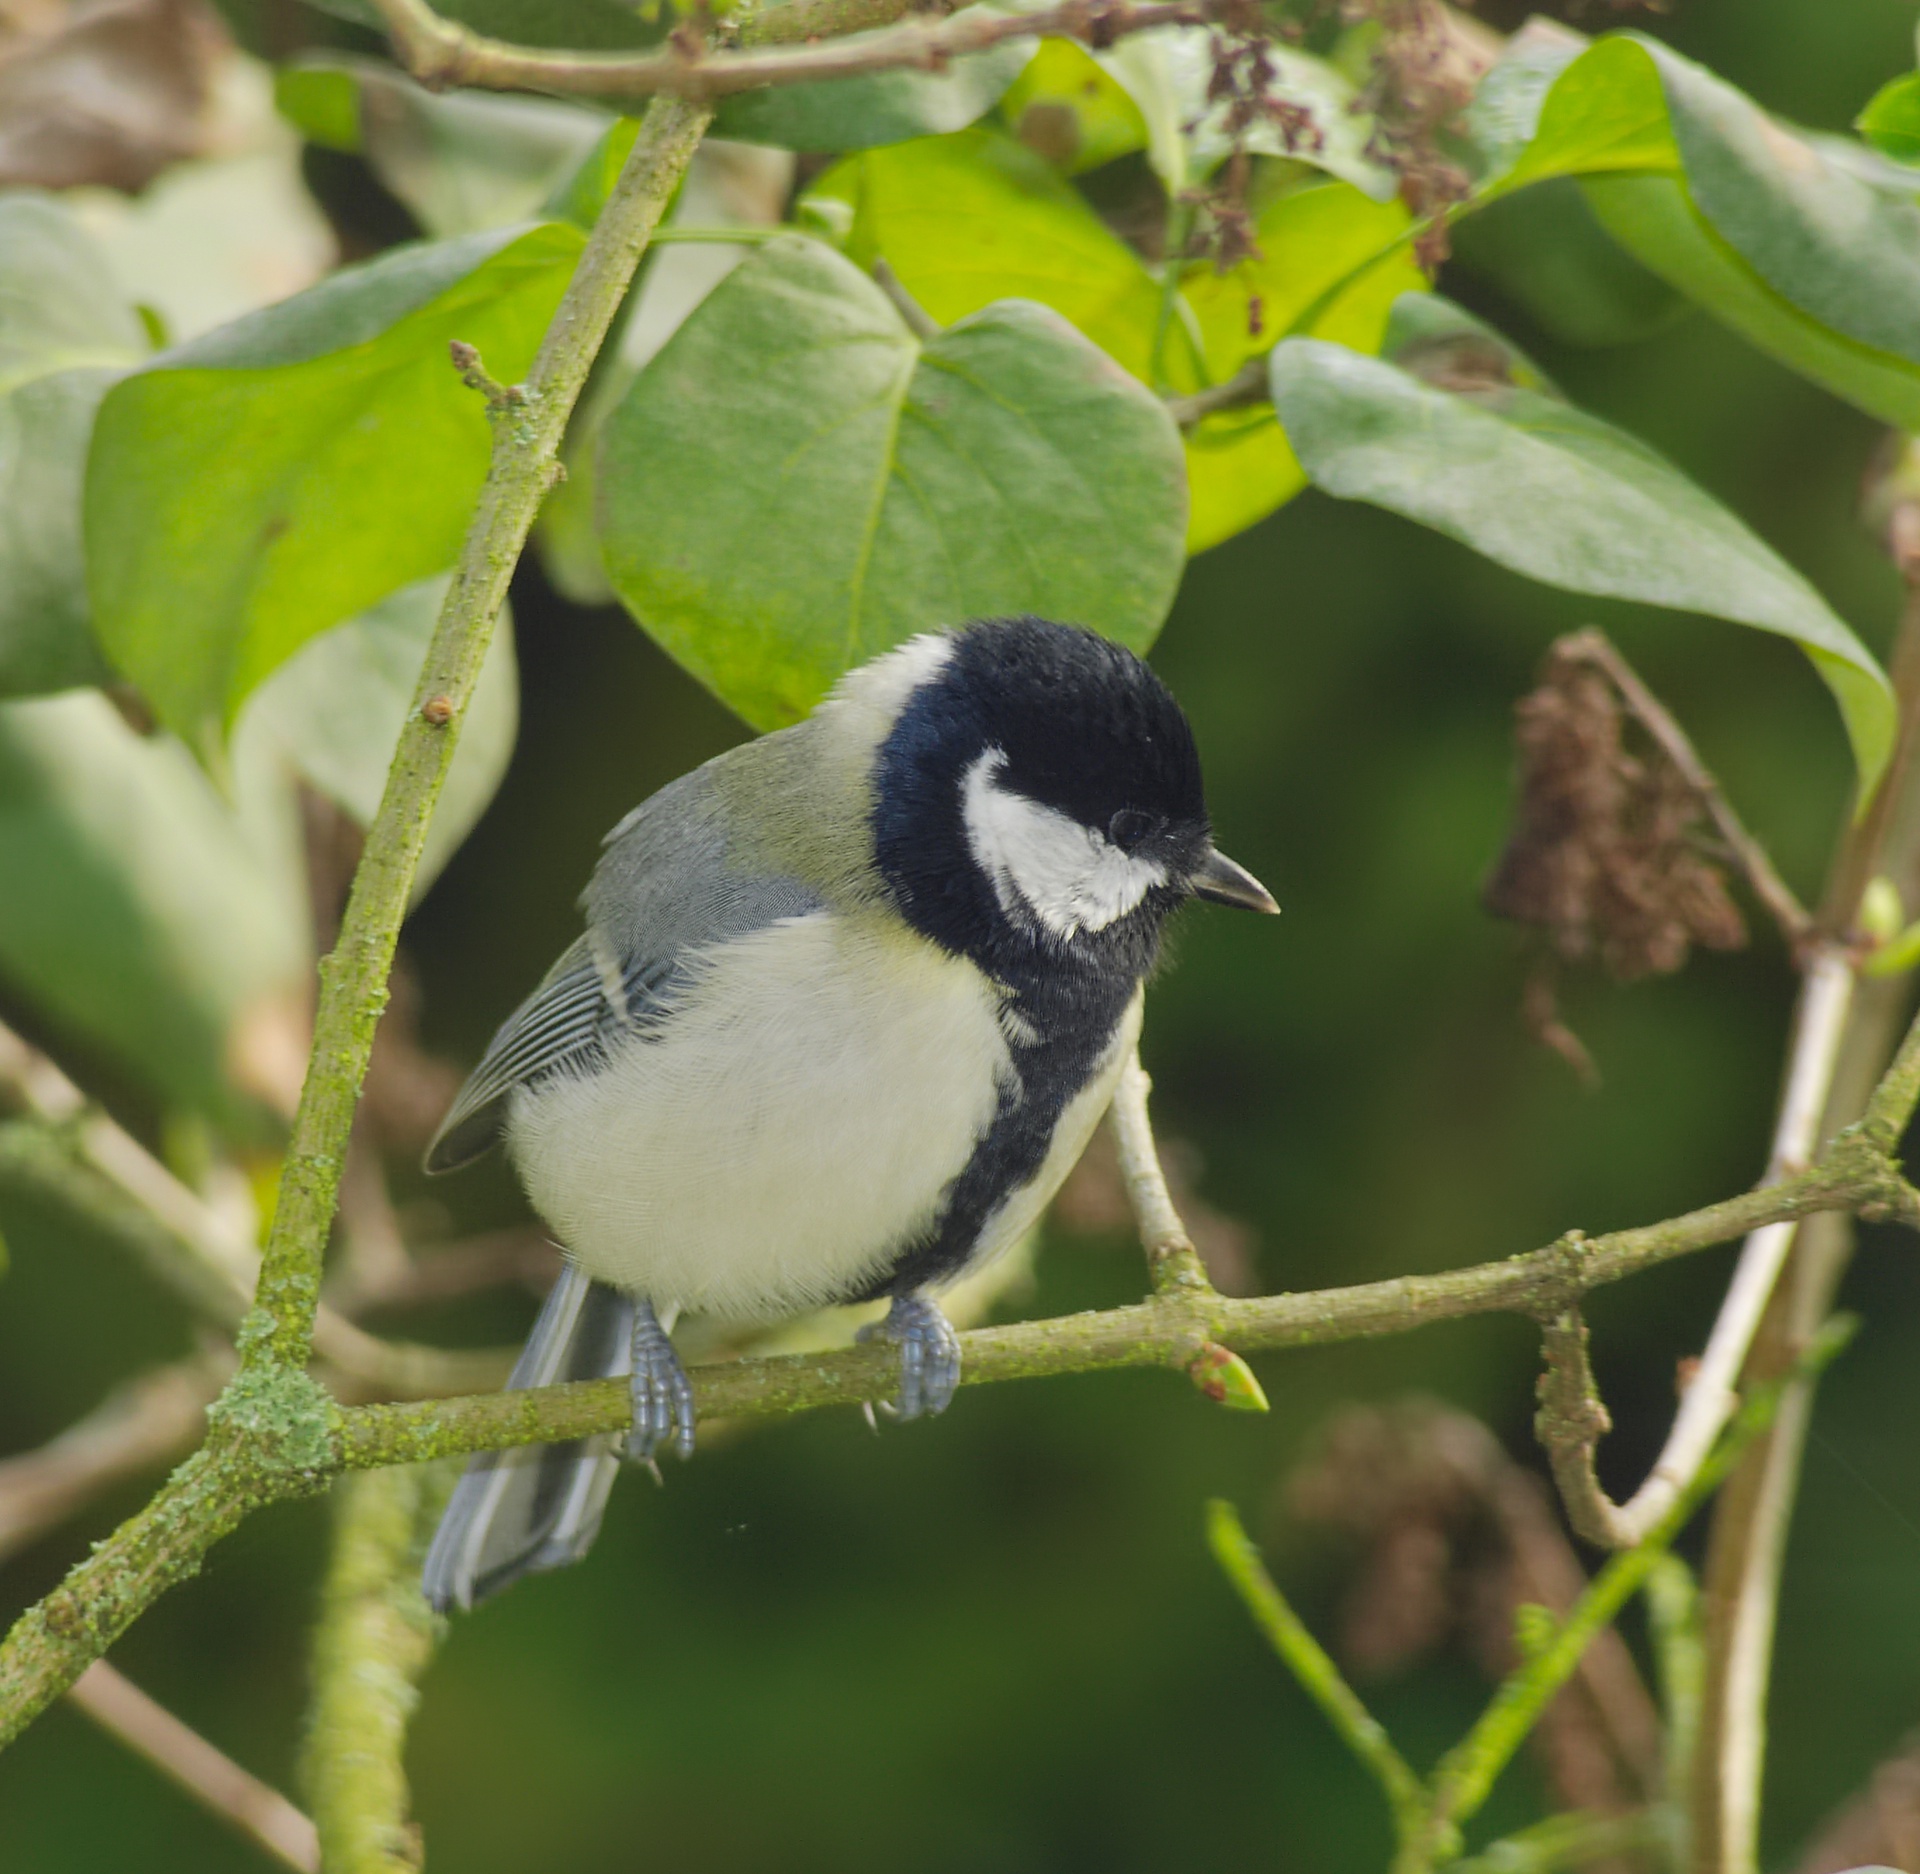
<box><xmin>1108</xmin><ymin>808</ymin><xmax>1156</xmax><ymax>851</ymax></box>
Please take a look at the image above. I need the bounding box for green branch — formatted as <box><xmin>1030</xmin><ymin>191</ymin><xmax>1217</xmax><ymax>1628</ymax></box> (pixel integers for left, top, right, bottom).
<box><xmin>0</xmin><ymin>93</ymin><xmax>713</xmax><ymax>1753</ymax></box>
<box><xmin>1206</xmin><ymin>1318</ymin><xmax>1857</xmax><ymax>1874</ymax></box>
<box><xmin>330</xmin><ymin>1126</ymin><xmax>1913</xmax><ymax>1473</ymax></box>
<box><xmin>241</xmin><ymin>96</ymin><xmax>712</xmax><ymax>1377</ymax></box>
<box><xmin>303</xmin><ymin>1465</ymin><xmax>457</xmax><ymax>1874</ymax></box>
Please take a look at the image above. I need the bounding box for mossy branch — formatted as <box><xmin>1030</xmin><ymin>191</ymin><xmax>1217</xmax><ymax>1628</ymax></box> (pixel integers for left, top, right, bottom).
<box><xmin>303</xmin><ymin>1465</ymin><xmax>458</xmax><ymax>1874</ymax></box>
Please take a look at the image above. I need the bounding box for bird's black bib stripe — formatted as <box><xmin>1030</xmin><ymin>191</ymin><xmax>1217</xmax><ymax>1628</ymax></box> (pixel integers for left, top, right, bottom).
<box><xmin>861</xmin><ymin>618</ymin><xmax>1205</xmax><ymax>1298</ymax></box>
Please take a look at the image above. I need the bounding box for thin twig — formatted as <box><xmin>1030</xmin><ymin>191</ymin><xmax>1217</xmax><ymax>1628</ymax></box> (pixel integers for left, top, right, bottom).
<box><xmin>368</xmin><ymin>0</ymin><xmax>1233</xmax><ymax>100</ymax></box>
<box><xmin>0</xmin><ymin>1118</ymin><xmax>514</xmax><ymax>1401</ymax></box>
<box><xmin>1533</xmin><ymin>943</ymin><xmax>1855</xmax><ymax>1550</ymax></box>
<box><xmin>0</xmin><ymin>94</ymin><xmax>717</xmax><ymax>1751</ymax></box>
<box><xmin>871</xmin><ymin>257</ymin><xmax>941</xmax><ymax>339</ymax></box>
<box><xmin>1206</xmin><ymin>1499</ymin><xmax>1429</xmax><ymax>1846</ymax></box>
<box><xmin>0</xmin><ymin>1359</ymin><xmax>226</xmax><ymax>1564</ymax></box>
<box><xmin>1164</xmin><ymin>356</ymin><xmax>1268</xmax><ymax>429</ymax></box>
<box><xmin>1557</xmin><ymin>630</ymin><xmax>1813</xmax><ymax>952</ymax></box>
<box><xmin>1108</xmin><ymin>1048</ymin><xmax>1214</xmax><ymax>1296</ymax></box>
<box><xmin>68</xmin><ymin>1661</ymin><xmax>319</xmax><ymax>1873</ymax></box>
<box><xmin>1693</xmin><ymin>463</ymin><xmax>1920</xmax><ymax>1874</ymax></box>
<box><xmin>1421</xmin><ymin>1318</ymin><xmax>1856</xmax><ymax>1857</ymax></box>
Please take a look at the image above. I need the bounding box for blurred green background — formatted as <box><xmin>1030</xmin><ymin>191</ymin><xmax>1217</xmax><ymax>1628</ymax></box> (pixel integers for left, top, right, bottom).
<box><xmin>7</xmin><ymin>1</ymin><xmax>1920</xmax><ymax>1868</ymax></box>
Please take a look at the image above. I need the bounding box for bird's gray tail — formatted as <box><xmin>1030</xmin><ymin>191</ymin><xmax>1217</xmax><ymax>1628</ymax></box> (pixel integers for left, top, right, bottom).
<box><xmin>422</xmin><ymin>1261</ymin><xmax>631</xmax><ymax>1614</ymax></box>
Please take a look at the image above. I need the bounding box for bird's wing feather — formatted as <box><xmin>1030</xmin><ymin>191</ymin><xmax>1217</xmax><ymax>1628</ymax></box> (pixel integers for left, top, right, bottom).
<box><xmin>424</xmin><ymin>759</ymin><xmax>824</xmax><ymax>1173</ymax></box>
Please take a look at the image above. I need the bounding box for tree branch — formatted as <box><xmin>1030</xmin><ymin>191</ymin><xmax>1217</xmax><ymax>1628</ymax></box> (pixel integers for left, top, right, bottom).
<box><xmin>0</xmin><ymin>93</ymin><xmax>714</xmax><ymax>1754</ymax></box>
<box><xmin>1692</xmin><ymin>455</ymin><xmax>1920</xmax><ymax>1873</ymax></box>
<box><xmin>333</xmin><ymin>1111</ymin><xmax>1917</xmax><ymax>1475</ymax></box>
<box><xmin>239</xmin><ymin>95</ymin><xmax>711</xmax><ymax>1378</ymax></box>
<box><xmin>1532</xmin><ymin>942</ymin><xmax>1856</xmax><ymax>1550</ymax></box>
<box><xmin>303</xmin><ymin>1465</ymin><xmax>453</xmax><ymax>1874</ymax></box>
<box><xmin>368</xmin><ymin>0</ymin><xmax>1233</xmax><ymax>101</ymax></box>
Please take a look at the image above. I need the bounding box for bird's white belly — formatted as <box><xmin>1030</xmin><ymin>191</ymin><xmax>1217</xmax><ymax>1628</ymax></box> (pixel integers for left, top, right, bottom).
<box><xmin>504</xmin><ymin>912</ymin><xmax>1013</xmax><ymax>1319</ymax></box>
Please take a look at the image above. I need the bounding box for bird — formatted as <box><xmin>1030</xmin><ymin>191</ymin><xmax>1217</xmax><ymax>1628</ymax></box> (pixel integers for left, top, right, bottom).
<box><xmin>419</xmin><ymin>615</ymin><xmax>1276</xmax><ymax>1612</ymax></box>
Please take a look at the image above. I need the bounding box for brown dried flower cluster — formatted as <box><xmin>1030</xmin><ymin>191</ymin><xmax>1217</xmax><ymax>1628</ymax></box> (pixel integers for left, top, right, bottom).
<box><xmin>1483</xmin><ymin>645</ymin><xmax>1748</xmax><ymax>982</ymax></box>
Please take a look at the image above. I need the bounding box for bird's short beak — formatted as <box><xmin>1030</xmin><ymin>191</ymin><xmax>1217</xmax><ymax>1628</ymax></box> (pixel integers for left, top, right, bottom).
<box><xmin>1190</xmin><ymin>847</ymin><xmax>1279</xmax><ymax>914</ymax></box>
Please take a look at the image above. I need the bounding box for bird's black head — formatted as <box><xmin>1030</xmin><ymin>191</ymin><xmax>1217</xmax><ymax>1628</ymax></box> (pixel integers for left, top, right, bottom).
<box><xmin>869</xmin><ymin>617</ymin><xmax>1273</xmax><ymax>981</ymax></box>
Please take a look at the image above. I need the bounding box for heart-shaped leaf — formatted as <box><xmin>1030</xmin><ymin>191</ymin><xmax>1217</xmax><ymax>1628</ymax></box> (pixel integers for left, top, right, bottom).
<box><xmin>999</xmin><ymin>37</ymin><xmax>1148</xmax><ymax>174</ymax></box>
<box><xmin>809</xmin><ymin>131</ymin><xmax>1419</xmax><ymax>552</ymax></box>
<box><xmin>597</xmin><ymin>233</ymin><xmax>1185</xmax><ymax>728</ymax></box>
<box><xmin>0</xmin><ymin>197</ymin><xmax>147</xmax><ymax>698</ymax></box>
<box><xmin>87</xmin><ymin>221</ymin><xmax>581</xmax><ymax>763</ymax></box>
<box><xmin>714</xmin><ymin>7</ymin><xmax>1034</xmax><ymax>151</ymax></box>
<box><xmin>1268</xmin><ymin>333</ymin><xmax>1895</xmax><ymax>793</ymax></box>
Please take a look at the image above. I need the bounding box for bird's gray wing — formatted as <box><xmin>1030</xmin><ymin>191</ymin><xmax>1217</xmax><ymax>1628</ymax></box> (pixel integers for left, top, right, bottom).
<box><xmin>423</xmin><ymin>759</ymin><xmax>822</xmax><ymax>1174</ymax></box>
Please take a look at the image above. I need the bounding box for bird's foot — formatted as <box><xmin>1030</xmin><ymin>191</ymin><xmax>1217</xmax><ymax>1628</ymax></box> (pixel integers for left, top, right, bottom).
<box><xmin>858</xmin><ymin>1292</ymin><xmax>961</xmax><ymax>1422</ymax></box>
<box><xmin>624</xmin><ymin>1300</ymin><xmax>695</xmax><ymax>1465</ymax></box>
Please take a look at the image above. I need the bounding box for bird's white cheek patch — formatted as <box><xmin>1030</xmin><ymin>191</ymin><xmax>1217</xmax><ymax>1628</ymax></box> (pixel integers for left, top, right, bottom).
<box><xmin>961</xmin><ymin>750</ymin><xmax>1166</xmax><ymax>938</ymax></box>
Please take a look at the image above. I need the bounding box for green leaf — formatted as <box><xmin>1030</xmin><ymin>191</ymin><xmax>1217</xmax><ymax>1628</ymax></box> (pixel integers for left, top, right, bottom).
<box><xmin>811</xmin><ymin>128</ymin><xmax>1167</xmax><ymax>377</ymax></box>
<box><xmin>811</xmin><ymin>132</ymin><xmax>1421</xmax><ymax>552</ymax></box>
<box><xmin>1487</xmin><ymin>34</ymin><xmax>1920</xmax><ymax>428</ymax></box>
<box><xmin>0</xmin><ymin>196</ymin><xmax>147</xmax><ymax>697</ymax></box>
<box><xmin>87</xmin><ymin>221</ymin><xmax>581</xmax><ymax>762</ymax></box>
<box><xmin>233</xmin><ymin>574</ymin><xmax>519</xmax><ymax>898</ymax></box>
<box><xmin>1268</xmin><ymin>336</ymin><xmax>1895</xmax><ymax>793</ymax></box>
<box><xmin>714</xmin><ymin>7</ymin><xmax>1034</xmax><ymax>152</ymax></box>
<box><xmin>1181</xmin><ymin>176</ymin><xmax>1423</xmax><ymax>552</ymax></box>
<box><xmin>1857</xmin><ymin>72</ymin><xmax>1920</xmax><ymax>164</ymax></box>
<box><xmin>998</xmin><ymin>37</ymin><xmax>1148</xmax><ymax>174</ymax></box>
<box><xmin>597</xmin><ymin>234</ymin><xmax>1186</xmax><ymax>729</ymax></box>
<box><xmin>0</xmin><ymin>693</ymin><xmax>309</xmax><ymax>1125</ymax></box>
<box><xmin>277</xmin><ymin>57</ymin><xmax>612</xmax><ymax>237</ymax></box>
<box><xmin>1097</xmin><ymin>28</ymin><xmax>1395</xmax><ymax>201</ymax></box>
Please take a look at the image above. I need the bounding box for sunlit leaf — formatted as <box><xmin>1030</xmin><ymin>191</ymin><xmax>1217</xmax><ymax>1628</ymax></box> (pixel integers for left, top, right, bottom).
<box><xmin>810</xmin><ymin>127</ymin><xmax>1168</xmax><ymax>378</ymax></box>
<box><xmin>0</xmin><ymin>196</ymin><xmax>146</xmax><ymax>697</ymax></box>
<box><xmin>0</xmin><ymin>692</ymin><xmax>309</xmax><ymax>1125</ymax></box>
<box><xmin>233</xmin><ymin>574</ymin><xmax>519</xmax><ymax>898</ymax></box>
<box><xmin>1857</xmin><ymin>71</ymin><xmax>1920</xmax><ymax>163</ymax></box>
<box><xmin>715</xmin><ymin>6</ymin><xmax>1033</xmax><ymax>151</ymax></box>
<box><xmin>597</xmin><ymin>234</ymin><xmax>1185</xmax><ymax>728</ymax></box>
<box><xmin>277</xmin><ymin>56</ymin><xmax>610</xmax><ymax>237</ymax></box>
<box><xmin>811</xmin><ymin>132</ymin><xmax>1419</xmax><ymax>551</ymax></box>
<box><xmin>1268</xmin><ymin>336</ymin><xmax>1895</xmax><ymax>793</ymax></box>
<box><xmin>998</xmin><ymin>37</ymin><xmax>1147</xmax><ymax>174</ymax></box>
<box><xmin>87</xmin><ymin>221</ymin><xmax>581</xmax><ymax>762</ymax></box>
<box><xmin>1181</xmin><ymin>176</ymin><xmax>1421</xmax><ymax>552</ymax></box>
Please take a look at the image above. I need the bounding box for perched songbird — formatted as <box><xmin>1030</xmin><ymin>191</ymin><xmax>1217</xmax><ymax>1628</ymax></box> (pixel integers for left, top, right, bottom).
<box><xmin>421</xmin><ymin>616</ymin><xmax>1275</xmax><ymax>1611</ymax></box>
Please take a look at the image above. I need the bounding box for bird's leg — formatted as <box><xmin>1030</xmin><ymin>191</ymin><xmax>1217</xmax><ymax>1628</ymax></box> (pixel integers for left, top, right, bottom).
<box><xmin>624</xmin><ymin>1299</ymin><xmax>695</xmax><ymax>1464</ymax></box>
<box><xmin>859</xmin><ymin>1291</ymin><xmax>962</xmax><ymax>1421</ymax></box>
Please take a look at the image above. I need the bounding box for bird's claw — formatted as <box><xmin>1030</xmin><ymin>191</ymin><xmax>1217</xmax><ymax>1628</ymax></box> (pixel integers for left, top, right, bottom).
<box><xmin>624</xmin><ymin>1301</ymin><xmax>695</xmax><ymax>1465</ymax></box>
<box><xmin>859</xmin><ymin>1293</ymin><xmax>961</xmax><ymax>1422</ymax></box>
